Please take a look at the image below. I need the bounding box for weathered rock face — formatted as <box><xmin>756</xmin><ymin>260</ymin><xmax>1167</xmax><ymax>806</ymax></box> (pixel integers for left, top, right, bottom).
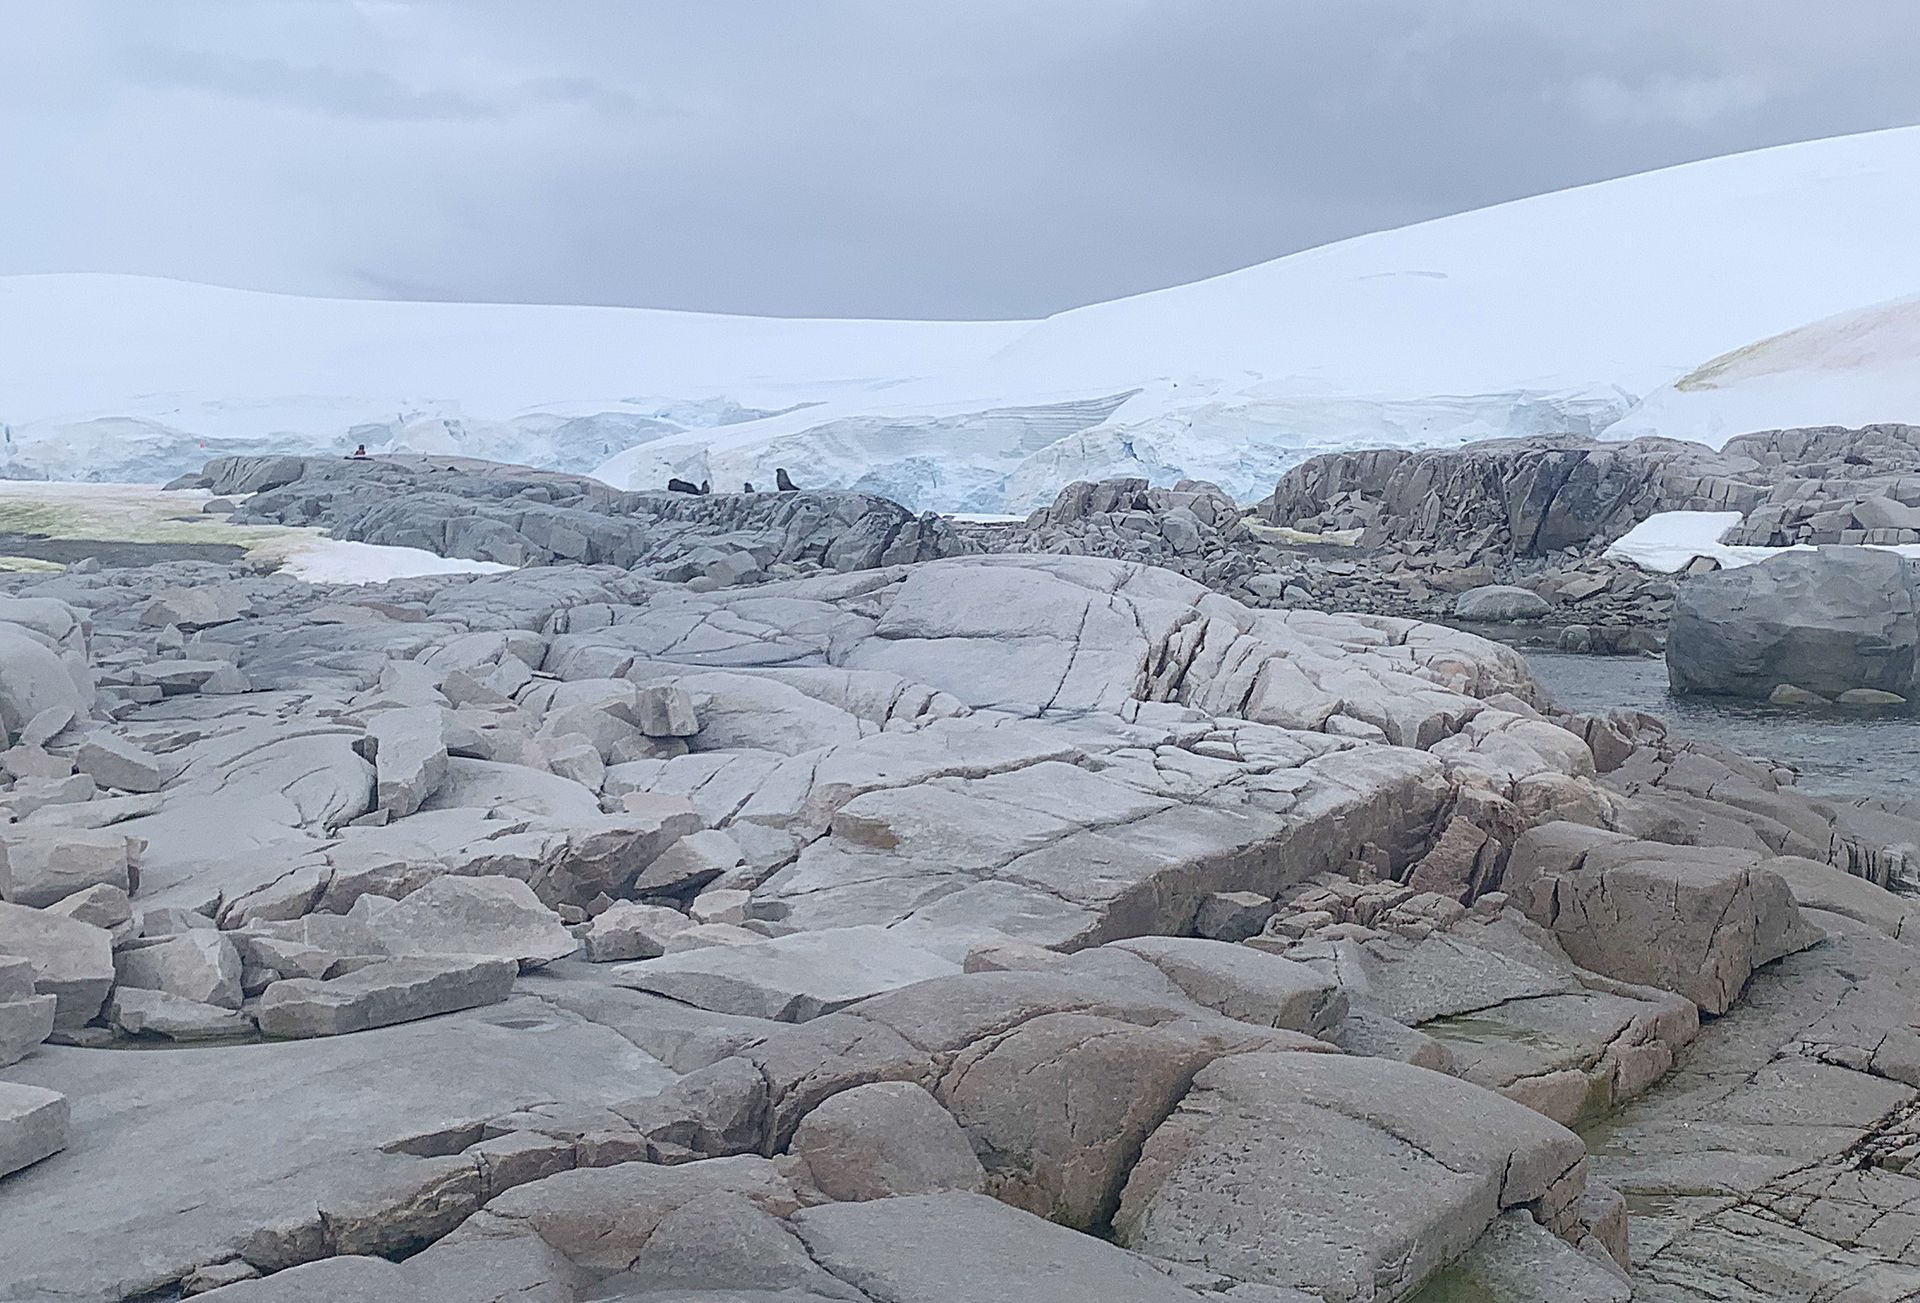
<box><xmin>1668</xmin><ymin>547</ymin><xmax>1920</xmax><ymax>701</ymax></box>
<box><xmin>1264</xmin><ymin>435</ymin><xmax>1762</xmax><ymax>559</ymax></box>
<box><xmin>5</xmin><ymin>470</ymin><xmax>1920</xmax><ymax>1303</ymax></box>
<box><xmin>786</xmin><ymin>1081</ymin><xmax>986</xmax><ymax>1202</ymax></box>
<box><xmin>1505</xmin><ymin>827</ymin><xmax>1823</xmax><ymax>1014</ymax></box>
<box><xmin>195</xmin><ymin>454</ymin><xmax>973</xmax><ymax>579</ymax></box>
<box><xmin>1115</xmin><ymin>1051</ymin><xmax>1589</xmax><ymax>1302</ymax></box>
<box><xmin>1719</xmin><ymin>422</ymin><xmax>1920</xmax><ymax>547</ymax></box>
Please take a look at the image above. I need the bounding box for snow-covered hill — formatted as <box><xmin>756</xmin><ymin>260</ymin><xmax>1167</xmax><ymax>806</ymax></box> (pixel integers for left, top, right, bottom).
<box><xmin>0</xmin><ymin>273</ymin><xmax>1025</xmax><ymax>483</ymax></box>
<box><xmin>1606</xmin><ymin>292</ymin><xmax>1920</xmax><ymax>445</ymax></box>
<box><xmin>9</xmin><ymin>125</ymin><xmax>1920</xmax><ymax>505</ymax></box>
<box><xmin>603</xmin><ymin>125</ymin><xmax>1920</xmax><ymax>508</ymax></box>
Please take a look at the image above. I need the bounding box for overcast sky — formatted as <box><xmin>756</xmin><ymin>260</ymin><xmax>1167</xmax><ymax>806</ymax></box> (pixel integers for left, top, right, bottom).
<box><xmin>4</xmin><ymin>1</ymin><xmax>1918</xmax><ymax>320</ymax></box>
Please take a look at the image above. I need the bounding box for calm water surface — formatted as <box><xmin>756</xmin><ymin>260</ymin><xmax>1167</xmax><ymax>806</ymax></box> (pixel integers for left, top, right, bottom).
<box><xmin>1522</xmin><ymin>650</ymin><xmax>1920</xmax><ymax>801</ymax></box>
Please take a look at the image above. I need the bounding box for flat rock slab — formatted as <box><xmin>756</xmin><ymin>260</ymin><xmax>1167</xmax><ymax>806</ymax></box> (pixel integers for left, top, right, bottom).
<box><xmin>792</xmin><ymin>1192</ymin><xmax>1223</xmax><ymax>1303</ymax></box>
<box><xmin>611</xmin><ymin>925</ymin><xmax>960</xmax><ymax>1022</ymax></box>
<box><xmin>106</xmin><ymin>987</ymin><xmax>253</xmax><ymax>1042</ymax></box>
<box><xmin>0</xmin><ymin>1081</ymin><xmax>68</xmax><ymax>1180</ymax></box>
<box><xmin>256</xmin><ymin>955</ymin><xmax>517</xmax><ymax>1038</ymax></box>
<box><xmin>0</xmin><ymin>996</ymin><xmax>672</xmax><ymax>1302</ymax></box>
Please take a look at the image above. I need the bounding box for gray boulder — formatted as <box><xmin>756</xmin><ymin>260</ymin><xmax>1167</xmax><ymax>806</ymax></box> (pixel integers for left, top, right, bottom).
<box><xmin>582</xmin><ymin>902</ymin><xmax>696</xmax><ymax>961</ymax></box>
<box><xmin>635</xmin><ymin>684</ymin><xmax>699</xmax><ymax>738</ymax></box>
<box><xmin>1454</xmin><ymin>584</ymin><xmax>1551</xmax><ymax>622</ymax></box>
<box><xmin>114</xmin><ymin>929</ymin><xmax>245</xmax><ymax>1010</ymax></box>
<box><xmin>363</xmin><ymin>875</ymin><xmax>576</xmax><ymax>968</ymax></box>
<box><xmin>0</xmin><ymin>1082</ymin><xmax>68</xmax><ymax>1180</ymax></box>
<box><xmin>631</xmin><ymin>828</ymin><xmax>744</xmax><ymax>896</ymax></box>
<box><xmin>1192</xmin><ymin>890</ymin><xmax>1275</xmax><ymax>942</ymax></box>
<box><xmin>106</xmin><ymin>987</ymin><xmax>252</xmax><ymax>1041</ymax></box>
<box><xmin>75</xmin><ymin>733</ymin><xmax>178</xmax><ymax>793</ymax></box>
<box><xmin>366</xmin><ymin>706</ymin><xmax>449</xmax><ymax>818</ymax></box>
<box><xmin>0</xmin><ymin>625</ymin><xmax>89</xmax><ymax>739</ymax></box>
<box><xmin>788</xmin><ymin>1082</ymin><xmax>986</xmax><ymax>1202</ymax></box>
<box><xmin>0</xmin><ymin>902</ymin><xmax>113</xmax><ymax>1028</ymax></box>
<box><xmin>0</xmin><ymin>957</ymin><xmax>56</xmax><ymax>1067</ymax></box>
<box><xmin>0</xmin><ymin>828</ymin><xmax>133</xmax><ymax>908</ymax></box>
<box><xmin>140</xmin><ymin>588</ymin><xmax>250</xmax><ymax>630</ymax></box>
<box><xmin>1669</xmin><ymin>548</ymin><xmax>1920</xmax><ymax>700</ymax></box>
<box><xmin>256</xmin><ymin>955</ymin><xmax>516</xmax><ymax>1037</ymax></box>
<box><xmin>1504</xmin><ymin>833</ymin><xmax>1822</xmax><ymax>1014</ymax></box>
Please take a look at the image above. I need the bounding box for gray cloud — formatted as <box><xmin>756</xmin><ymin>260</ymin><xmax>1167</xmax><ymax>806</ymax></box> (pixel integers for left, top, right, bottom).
<box><xmin>1</xmin><ymin>0</ymin><xmax>1916</xmax><ymax>319</ymax></box>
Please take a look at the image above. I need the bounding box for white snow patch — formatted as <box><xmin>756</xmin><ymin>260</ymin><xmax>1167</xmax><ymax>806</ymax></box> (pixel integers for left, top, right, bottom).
<box><xmin>1605</xmin><ymin>512</ymin><xmax>1748</xmax><ymax>572</ymax></box>
<box><xmin>277</xmin><ymin>539</ymin><xmax>515</xmax><ymax>586</ymax></box>
<box><xmin>1607</xmin><ymin>510</ymin><xmax>1920</xmax><ymax>573</ymax></box>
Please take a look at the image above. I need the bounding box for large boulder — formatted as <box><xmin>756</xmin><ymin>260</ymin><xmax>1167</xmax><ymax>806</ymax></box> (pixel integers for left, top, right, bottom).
<box><xmin>1454</xmin><ymin>585</ymin><xmax>1551</xmax><ymax>622</ymax></box>
<box><xmin>0</xmin><ymin>902</ymin><xmax>114</xmax><ymax>1028</ymax></box>
<box><xmin>366</xmin><ymin>706</ymin><xmax>449</xmax><ymax>818</ymax></box>
<box><xmin>1504</xmin><ymin>831</ymin><xmax>1823</xmax><ymax>1014</ymax></box>
<box><xmin>787</xmin><ymin>1081</ymin><xmax>986</xmax><ymax>1202</ymax></box>
<box><xmin>0</xmin><ymin>1082</ymin><xmax>68</xmax><ymax>1180</ymax></box>
<box><xmin>362</xmin><ymin>875</ymin><xmax>577</xmax><ymax>969</ymax></box>
<box><xmin>1114</xmin><ymin>1051</ymin><xmax>1589</xmax><ymax>1301</ymax></box>
<box><xmin>114</xmin><ymin>930</ymin><xmax>246</xmax><ymax>1010</ymax></box>
<box><xmin>0</xmin><ymin>828</ymin><xmax>134</xmax><ymax>908</ymax></box>
<box><xmin>0</xmin><ymin>957</ymin><xmax>56</xmax><ymax>1066</ymax></box>
<box><xmin>0</xmin><ymin>625</ymin><xmax>89</xmax><ymax>740</ymax></box>
<box><xmin>1668</xmin><ymin>548</ymin><xmax>1920</xmax><ymax>701</ymax></box>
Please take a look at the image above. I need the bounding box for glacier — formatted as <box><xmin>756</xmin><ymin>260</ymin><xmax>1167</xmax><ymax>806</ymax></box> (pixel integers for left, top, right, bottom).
<box><xmin>8</xmin><ymin>125</ymin><xmax>1920</xmax><ymax>507</ymax></box>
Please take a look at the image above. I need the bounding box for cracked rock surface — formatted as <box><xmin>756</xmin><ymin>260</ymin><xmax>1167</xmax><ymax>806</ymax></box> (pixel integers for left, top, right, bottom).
<box><xmin>1</xmin><ymin>458</ymin><xmax>1918</xmax><ymax>1301</ymax></box>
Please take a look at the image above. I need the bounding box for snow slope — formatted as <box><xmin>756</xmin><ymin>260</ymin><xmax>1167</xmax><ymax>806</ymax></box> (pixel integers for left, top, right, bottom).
<box><xmin>9</xmin><ymin>126</ymin><xmax>1920</xmax><ymax>505</ymax></box>
<box><xmin>1606</xmin><ymin>292</ymin><xmax>1920</xmax><ymax>445</ymax></box>
<box><xmin>0</xmin><ymin>273</ymin><xmax>1025</xmax><ymax>483</ymax></box>
<box><xmin>604</xmin><ymin>125</ymin><xmax>1920</xmax><ymax>508</ymax></box>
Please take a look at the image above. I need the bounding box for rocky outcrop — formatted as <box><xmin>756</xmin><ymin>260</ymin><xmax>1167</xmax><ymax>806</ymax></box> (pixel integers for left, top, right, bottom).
<box><xmin>952</xmin><ymin>470</ymin><xmax>1686</xmax><ymax>638</ymax></box>
<box><xmin>4</xmin><ymin>482</ymin><xmax>1920</xmax><ymax>1302</ymax></box>
<box><xmin>1263</xmin><ymin>435</ymin><xmax>1762</xmax><ymax>558</ymax></box>
<box><xmin>1721</xmin><ymin>422</ymin><xmax>1920</xmax><ymax>546</ymax></box>
<box><xmin>188</xmin><ymin>454</ymin><xmax>973</xmax><ymax>579</ymax></box>
<box><xmin>1668</xmin><ymin>547</ymin><xmax>1920</xmax><ymax>702</ymax></box>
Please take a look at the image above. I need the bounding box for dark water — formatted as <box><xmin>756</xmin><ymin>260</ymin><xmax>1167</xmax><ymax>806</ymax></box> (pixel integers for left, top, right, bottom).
<box><xmin>1522</xmin><ymin>650</ymin><xmax>1920</xmax><ymax>800</ymax></box>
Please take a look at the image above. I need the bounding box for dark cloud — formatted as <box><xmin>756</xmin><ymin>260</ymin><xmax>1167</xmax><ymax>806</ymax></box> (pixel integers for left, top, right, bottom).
<box><xmin>1</xmin><ymin>0</ymin><xmax>1916</xmax><ymax>318</ymax></box>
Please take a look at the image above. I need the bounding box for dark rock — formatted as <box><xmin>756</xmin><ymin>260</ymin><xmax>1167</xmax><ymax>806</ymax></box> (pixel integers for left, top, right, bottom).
<box><xmin>1668</xmin><ymin>548</ymin><xmax>1920</xmax><ymax>701</ymax></box>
